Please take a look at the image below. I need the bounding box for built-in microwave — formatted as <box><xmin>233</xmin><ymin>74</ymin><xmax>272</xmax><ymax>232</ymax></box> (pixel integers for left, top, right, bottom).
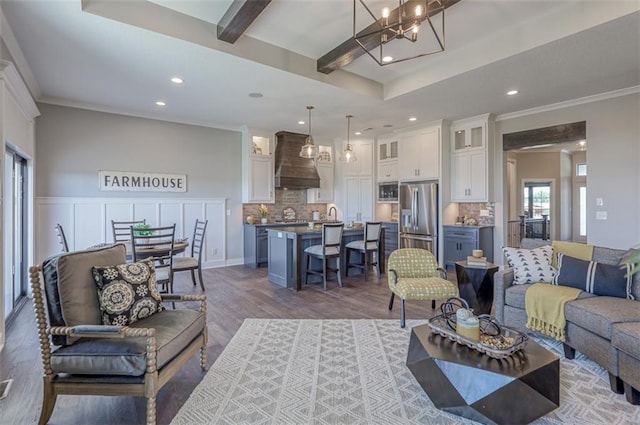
<box><xmin>378</xmin><ymin>181</ymin><xmax>398</xmax><ymax>202</ymax></box>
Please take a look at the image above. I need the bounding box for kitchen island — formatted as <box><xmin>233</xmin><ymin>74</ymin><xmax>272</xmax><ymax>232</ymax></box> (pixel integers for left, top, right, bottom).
<box><xmin>266</xmin><ymin>226</ymin><xmax>384</xmax><ymax>290</ymax></box>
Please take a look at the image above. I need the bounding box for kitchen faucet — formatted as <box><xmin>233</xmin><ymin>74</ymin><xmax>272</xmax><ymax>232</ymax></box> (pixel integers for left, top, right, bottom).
<box><xmin>328</xmin><ymin>206</ymin><xmax>337</xmax><ymax>221</ymax></box>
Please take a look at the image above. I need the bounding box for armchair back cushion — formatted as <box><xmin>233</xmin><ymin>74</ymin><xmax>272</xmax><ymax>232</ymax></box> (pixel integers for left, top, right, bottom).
<box><xmin>42</xmin><ymin>244</ymin><xmax>127</xmax><ymax>345</ymax></box>
<box><xmin>388</xmin><ymin>248</ymin><xmax>441</xmax><ymax>283</ymax></box>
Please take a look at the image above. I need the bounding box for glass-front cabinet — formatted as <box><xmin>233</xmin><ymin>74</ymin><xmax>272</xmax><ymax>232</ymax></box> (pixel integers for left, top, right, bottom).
<box><xmin>243</xmin><ymin>131</ymin><xmax>274</xmax><ymax>203</ymax></box>
<box><xmin>453</xmin><ymin>123</ymin><xmax>484</xmax><ymax>151</ymax></box>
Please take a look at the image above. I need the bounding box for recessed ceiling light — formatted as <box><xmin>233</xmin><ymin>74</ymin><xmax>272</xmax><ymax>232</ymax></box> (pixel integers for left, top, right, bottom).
<box><xmin>355</xmin><ymin>131</ymin><xmax>361</xmax><ymax>135</ymax></box>
<box><xmin>408</xmin><ymin>117</ymin><xmax>417</xmax><ymax>122</ymax></box>
<box><xmin>383</xmin><ymin>124</ymin><xmax>393</xmax><ymax>128</ymax></box>
<box><xmin>507</xmin><ymin>90</ymin><xmax>519</xmax><ymax>96</ymax></box>
<box><xmin>382</xmin><ymin>56</ymin><xmax>394</xmax><ymax>63</ymax></box>
<box><xmin>171</xmin><ymin>77</ymin><xmax>183</xmax><ymax>84</ymax></box>
<box><xmin>298</xmin><ymin>120</ymin><xmax>305</xmax><ymax>125</ymax></box>
<box><xmin>248</xmin><ymin>92</ymin><xmax>263</xmax><ymax>98</ymax></box>
<box><xmin>155</xmin><ymin>101</ymin><xmax>166</xmax><ymax>107</ymax></box>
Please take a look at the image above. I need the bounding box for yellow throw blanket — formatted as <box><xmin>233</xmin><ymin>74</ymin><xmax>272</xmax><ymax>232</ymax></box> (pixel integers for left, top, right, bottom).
<box><xmin>525</xmin><ymin>283</ymin><xmax>582</xmax><ymax>342</ymax></box>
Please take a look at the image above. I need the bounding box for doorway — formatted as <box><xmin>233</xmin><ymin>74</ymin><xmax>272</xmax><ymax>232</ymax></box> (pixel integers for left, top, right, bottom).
<box><xmin>4</xmin><ymin>149</ymin><xmax>28</xmax><ymax>325</ymax></box>
<box><xmin>503</xmin><ymin>121</ymin><xmax>587</xmax><ymax>245</ymax></box>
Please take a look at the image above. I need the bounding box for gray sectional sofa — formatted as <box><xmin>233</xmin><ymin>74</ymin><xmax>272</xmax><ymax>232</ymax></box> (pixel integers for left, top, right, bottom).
<box><xmin>494</xmin><ymin>238</ymin><xmax>640</xmax><ymax>404</ymax></box>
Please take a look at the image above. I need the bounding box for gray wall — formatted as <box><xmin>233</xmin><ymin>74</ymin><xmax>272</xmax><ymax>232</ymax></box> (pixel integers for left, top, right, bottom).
<box><xmin>495</xmin><ymin>92</ymin><xmax>640</xmax><ymax>251</ymax></box>
<box><xmin>35</xmin><ymin>103</ymin><xmax>244</xmax><ymax>260</ymax></box>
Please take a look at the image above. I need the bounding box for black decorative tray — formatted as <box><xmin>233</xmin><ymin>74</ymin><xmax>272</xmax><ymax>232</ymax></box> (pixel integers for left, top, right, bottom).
<box><xmin>427</xmin><ymin>298</ymin><xmax>528</xmax><ymax>359</ymax></box>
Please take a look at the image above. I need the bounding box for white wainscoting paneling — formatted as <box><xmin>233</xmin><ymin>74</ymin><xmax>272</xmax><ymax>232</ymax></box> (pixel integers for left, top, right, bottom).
<box><xmin>36</xmin><ymin>197</ymin><xmax>227</xmax><ymax>269</ymax></box>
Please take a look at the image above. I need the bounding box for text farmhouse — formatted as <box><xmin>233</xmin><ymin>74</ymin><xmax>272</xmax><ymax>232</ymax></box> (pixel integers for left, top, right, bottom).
<box><xmin>99</xmin><ymin>171</ymin><xmax>187</xmax><ymax>192</ymax></box>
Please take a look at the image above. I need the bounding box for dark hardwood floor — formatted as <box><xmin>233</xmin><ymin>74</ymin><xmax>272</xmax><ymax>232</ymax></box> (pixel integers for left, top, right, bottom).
<box><xmin>0</xmin><ymin>265</ymin><xmax>453</xmax><ymax>425</ymax></box>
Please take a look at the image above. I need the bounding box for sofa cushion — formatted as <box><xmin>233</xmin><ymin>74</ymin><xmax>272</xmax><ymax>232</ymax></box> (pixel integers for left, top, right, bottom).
<box><xmin>503</xmin><ymin>245</ymin><xmax>555</xmax><ymax>284</ymax></box>
<box><xmin>551</xmin><ymin>240</ymin><xmax>594</xmax><ymax>268</ymax></box>
<box><xmin>564</xmin><ymin>297</ymin><xmax>640</xmax><ymax>340</ymax></box>
<box><xmin>42</xmin><ymin>244</ymin><xmax>127</xmax><ymax>346</ymax></box>
<box><xmin>92</xmin><ymin>259</ymin><xmax>165</xmax><ymax>326</ymax></box>
<box><xmin>50</xmin><ymin>309</ymin><xmax>205</xmax><ymax>376</ymax></box>
<box><xmin>612</xmin><ymin>322</ymin><xmax>640</xmax><ymax>360</ymax></box>
<box><xmin>553</xmin><ymin>254</ymin><xmax>633</xmax><ymax>299</ymax></box>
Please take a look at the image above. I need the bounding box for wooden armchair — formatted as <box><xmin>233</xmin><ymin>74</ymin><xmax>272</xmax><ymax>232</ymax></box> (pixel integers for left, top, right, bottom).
<box><xmin>30</xmin><ymin>244</ymin><xmax>208</xmax><ymax>425</ymax></box>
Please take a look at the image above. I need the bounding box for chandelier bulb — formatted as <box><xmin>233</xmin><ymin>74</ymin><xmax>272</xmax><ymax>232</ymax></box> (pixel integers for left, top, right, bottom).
<box><xmin>415</xmin><ymin>5</ymin><xmax>423</xmax><ymax>16</ymax></box>
<box><xmin>382</xmin><ymin>7</ymin><xmax>390</xmax><ymax>18</ymax></box>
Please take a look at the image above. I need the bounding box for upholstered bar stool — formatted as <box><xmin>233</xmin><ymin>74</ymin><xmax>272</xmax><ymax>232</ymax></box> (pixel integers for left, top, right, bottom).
<box><xmin>304</xmin><ymin>223</ymin><xmax>344</xmax><ymax>290</ymax></box>
<box><xmin>345</xmin><ymin>221</ymin><xmax>382</xmax><ymax>281</ymax></box>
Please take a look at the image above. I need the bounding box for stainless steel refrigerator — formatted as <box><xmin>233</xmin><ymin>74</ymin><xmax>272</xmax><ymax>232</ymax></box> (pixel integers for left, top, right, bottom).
<box><xmin>399</xmin><ymin>181</ymin><xmax>438</xmax><ymax>257</ymax></box>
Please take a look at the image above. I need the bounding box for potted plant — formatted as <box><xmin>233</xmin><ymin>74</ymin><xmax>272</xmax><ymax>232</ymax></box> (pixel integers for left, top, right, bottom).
<box><xmin>259</xmin><ymin>204</ymin><xmax>269</xmax><ymax>224</ymax></box>
<box><xmin>133</xmin><ymin>223</ymin><xmax>154</xmax><ymax>237</ymax></box>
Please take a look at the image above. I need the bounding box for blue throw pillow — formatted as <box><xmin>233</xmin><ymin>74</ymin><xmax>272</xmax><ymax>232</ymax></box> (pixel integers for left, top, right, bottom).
<box><xmin>553</xmin><ymin>253</ymin><xmax>634</xmax><ymax>299</ymax></box>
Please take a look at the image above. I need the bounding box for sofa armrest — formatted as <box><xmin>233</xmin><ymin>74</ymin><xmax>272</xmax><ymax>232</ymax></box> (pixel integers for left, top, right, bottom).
<box><xmin>494</xmin><ymin>268</ymin><xmax>515</xmax><ymax>324</ymax></box>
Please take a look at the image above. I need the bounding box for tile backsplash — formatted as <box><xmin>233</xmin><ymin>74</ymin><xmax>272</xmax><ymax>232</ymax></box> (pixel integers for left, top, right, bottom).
<box><xmin>458</xmin><ymin>202</ymin><xmax>495</xmax><ymax>226</ymax></box>
<box><xmin>243</xmin><ymin>189</ymin><xmax>326</xmax><ymax>223</ymax></box>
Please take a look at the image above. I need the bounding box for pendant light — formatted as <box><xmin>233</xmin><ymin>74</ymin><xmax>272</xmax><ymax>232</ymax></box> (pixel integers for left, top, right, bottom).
<box><xmin>299</xmin><ymin>106</ymin><xmax>318</xmax><ymax>159</ymax></box>
<box><xmin>340</xmin><ymin>114</ymin><xmax>357</xmax><ymax>163</ymax></box>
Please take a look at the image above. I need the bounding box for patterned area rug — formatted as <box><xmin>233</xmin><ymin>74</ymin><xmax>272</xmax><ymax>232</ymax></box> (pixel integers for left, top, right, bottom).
<box><xmin>171</xmin><ymin>319</ymin><xmax>639</xmax><ymax>425</ymax></box>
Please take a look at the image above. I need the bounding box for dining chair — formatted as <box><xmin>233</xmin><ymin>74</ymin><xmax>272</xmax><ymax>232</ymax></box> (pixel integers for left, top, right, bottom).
<box><xmin>173</xmin><ymin>219</ymin><xmax>208</xmax><ymax>291</ymax></box>
<box><xmin>54</xmin><ymin>223</ymin><xmax>69</xmax><ymax>252</ymax></box>
<box><xmin>112</xmin><ymin>219</ymin><xmax>146</xmax><ymax>243</ymax></box>
<box><xmin>345</xmin><ymin>221</ymin><xmax>382</xmax><ymax>281</ymax></box>
<box><xmin>304</xmin><ymin>223</ymin><xmax>344</xmax><ymax>290</ymax></box>
<box><xmin>387</xmin><ymin>248</ymin><xmax>459</xmax><ymax>328</ymax></box>
<box><xmin>130</xmin><ymin>224</ymin><xmax>176</xmax><ymax>295</ymax></box>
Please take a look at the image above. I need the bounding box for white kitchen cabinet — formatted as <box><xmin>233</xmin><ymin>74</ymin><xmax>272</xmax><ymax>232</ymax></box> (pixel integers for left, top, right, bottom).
<box><xmin>451</xmin><ymin>150</ymin><xmax>487</xmax><ymax>201</ymax></box>
<box><xmin>398</xmin><ymin>126</ymin><xmax>440</xmax><ymax>181</ymax></box>
<box><xmin>450</xmin><ymin>114</ymin><xmax>494</xmax><ymax>202</ymax></box>
<box><xmin>307</xmin><ymin>162</ymin><xmax>334</xmax><ymax>203</ymax></box>
<box><xmin>344</xmin><ymin>140</ymin><xmax>373</xmax><ymax>176</ymax></box>
<box><xmin>344</xmin><ymin>176</ymin><xmax>374</xmax><ymax>223</ymax></box>
<box><xmin>242</xmin><ymin>132</ymin><xmax>274</xmax><ymax>203</ymax></box>
<box><xmin>378</xmin><ymin>160</ymin><xmax>398</xmax><ymax>182</ymax></box>
<box><xmin>377</xmin><ymin>135</ymin><xmax>398</xmax><ymax>182</ymax></box>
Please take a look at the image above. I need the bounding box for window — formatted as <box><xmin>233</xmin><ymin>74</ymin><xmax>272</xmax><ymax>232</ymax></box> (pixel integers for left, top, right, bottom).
<box><xmin>523</xmin><ymin>182</ymin><xmax>551</xmax><ymax>219</ymax></box>
<box><xmin>579</xmin><ymin>186</ymin><xmax>587</xmax><ymax>236</ymax></box>
<box><xmin>576</xmin><ymin>163</ymin><xmax>587</xmax><ymax>176</ymax></box>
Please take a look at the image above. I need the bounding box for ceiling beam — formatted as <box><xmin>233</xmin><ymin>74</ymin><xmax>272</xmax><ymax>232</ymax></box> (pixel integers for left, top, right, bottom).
<box><xmin>317</xmin><ymin>0</ymin><xmax>461</xmax><ymax>74</ymax></box>
<box><xmin>217</xmin><ymin>0</ymin><xmax>272</xmax><ymax>44</ymax></box>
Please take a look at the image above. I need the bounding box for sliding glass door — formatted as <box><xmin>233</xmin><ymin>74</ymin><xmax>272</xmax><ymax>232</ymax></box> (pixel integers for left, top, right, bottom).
<box><xmin>4</xmin><ymin>150</ymin><xmax>27</xmax><ymax>324</ymax></box>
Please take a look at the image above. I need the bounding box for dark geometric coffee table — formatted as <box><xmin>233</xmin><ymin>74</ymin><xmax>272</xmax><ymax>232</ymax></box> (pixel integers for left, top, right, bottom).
<box><xmin>407</xmin><ymin>324</ymin><xmax>559</xmax><ymax>425</ymax></box>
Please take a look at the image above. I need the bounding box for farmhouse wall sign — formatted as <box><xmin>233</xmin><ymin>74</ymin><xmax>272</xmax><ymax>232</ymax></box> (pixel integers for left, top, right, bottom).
<box><xmin>99</xmin><ymin>171</ymin><xmax>187</xmax><ymax>192</ymax></box>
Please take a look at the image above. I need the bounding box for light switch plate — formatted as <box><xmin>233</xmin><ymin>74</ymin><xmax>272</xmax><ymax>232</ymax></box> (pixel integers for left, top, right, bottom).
<box><xmin>596</xmin><ymin>211</ymin><xmax>607</xmax><ymax>220</ymax></box>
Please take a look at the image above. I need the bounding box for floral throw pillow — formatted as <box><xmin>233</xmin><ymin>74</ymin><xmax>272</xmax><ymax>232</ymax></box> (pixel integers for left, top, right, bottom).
<box><xmin>92</xmin><ymin>259</ymin><xmax>165</xmax><ymax>326</ymax></box>
<box><xmin>503</xmin><ymin>245</ymin><xmax>556</xmax><ymax>285</ymax></box>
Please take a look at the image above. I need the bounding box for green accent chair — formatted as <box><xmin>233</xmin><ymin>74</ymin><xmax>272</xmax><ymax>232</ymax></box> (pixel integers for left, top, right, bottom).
<box><xmin>387</xmin><ymin>248</ymin><xmax>459</xmax><ymax>328</ymax></box>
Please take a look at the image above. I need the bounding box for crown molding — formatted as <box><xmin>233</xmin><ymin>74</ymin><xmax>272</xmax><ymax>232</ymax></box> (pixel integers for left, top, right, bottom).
<box><xmin>0</xmin><ymin>61</ymin><xmax>39</xmax><ymax>119</ymax></box>
<box><xmin>495</xmin><ymin>86</ymin><xmax>640</xmax><ymax>122</ymax></box>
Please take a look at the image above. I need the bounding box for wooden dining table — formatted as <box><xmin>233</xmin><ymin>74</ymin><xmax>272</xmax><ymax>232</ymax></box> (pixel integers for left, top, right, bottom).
<box><xmin>126</xmin><ymin>239</ymin><xmax>189</xmax><ymax>260</ymax></box>
<box><xmin>90</xmin><ymin>240</ymin><xmax>189</xmax><ymax>260</ymax></box>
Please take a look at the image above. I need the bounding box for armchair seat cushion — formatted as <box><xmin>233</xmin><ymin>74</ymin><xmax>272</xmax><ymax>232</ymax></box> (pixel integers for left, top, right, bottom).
<box><xmin>51</xmin><ymin>309</ymin><xmax>205</xmax><ymax>376</ymax></box>
<box><xmin>390</xmin><ymin>278</ymin><xmax>458</xmax><ymax>301</ymax></box>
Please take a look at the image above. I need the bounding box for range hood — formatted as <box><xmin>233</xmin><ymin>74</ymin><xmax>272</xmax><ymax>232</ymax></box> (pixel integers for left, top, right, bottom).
<box><xmin>274</xmin><ymin>131</ymin><xmax>320</xmax><ymax>190</ymax></box>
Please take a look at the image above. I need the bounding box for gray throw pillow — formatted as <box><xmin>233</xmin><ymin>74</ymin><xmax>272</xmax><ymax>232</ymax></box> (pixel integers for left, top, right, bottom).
<box><xmin>554</xmin><ymin>253</ymin><xmax>634</xmax><ymax>300</ymax></box>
